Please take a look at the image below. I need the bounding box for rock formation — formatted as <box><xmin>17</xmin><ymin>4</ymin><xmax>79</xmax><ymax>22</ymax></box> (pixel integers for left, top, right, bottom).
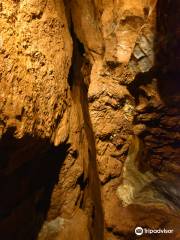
<box><xmin>0</xmin><ymin>0</ymin><xmax>179</xmax><ymax>240</ymax></box>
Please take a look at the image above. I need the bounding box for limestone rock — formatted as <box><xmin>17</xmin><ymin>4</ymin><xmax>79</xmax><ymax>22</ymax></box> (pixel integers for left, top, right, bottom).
<box><xmin>0</xmin><ymin>0</ymin><xmax>180</xmax><ymax>240</ymax></box>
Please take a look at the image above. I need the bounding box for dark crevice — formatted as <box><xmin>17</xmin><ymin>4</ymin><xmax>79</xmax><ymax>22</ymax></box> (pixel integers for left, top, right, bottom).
<box><xmin>66</xmin><ymin>17</ymin><xmax>104</xmax><ymax>240</ymax></box>
<box><xmin>127</xmin><ymin>70</ymin><xmax>157</xmax><ymax>107</ymax></box>
<box><xmin>76</xmin><ymin>173</ymin><xmax>88</xmax><ymax>191</ymax></box>
<box><xmin>0</xmin><ymin>128</ymin><xmax>69</xmax><ymax>240</ymax></box>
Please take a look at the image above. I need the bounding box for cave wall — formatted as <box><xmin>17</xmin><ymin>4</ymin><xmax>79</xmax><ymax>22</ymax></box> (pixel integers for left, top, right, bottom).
<box><xmin>0</xmin><ymin>0</ymin><xmax>180</xmax><ymax>240</ymax></box>
<box><xmin>0</xmin><ymin>1</ymin><xmax>103</xmax><ymax>239</ymax></box>
<box><xmin>69</xmin><ymin>0</ymin><xmax>180</xmax><ymax>239</ymax></box>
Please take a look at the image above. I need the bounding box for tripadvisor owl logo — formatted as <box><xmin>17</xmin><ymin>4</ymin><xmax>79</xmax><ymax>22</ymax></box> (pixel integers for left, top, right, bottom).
<box><xmin>135</xmin><ymin>227</ymin><xmax>143</xmax><ymax>236</ymax></box>
<box><xmin>135</xmin><ymin>226</ymin><xmax>174</xmax><ymax>236</ymax></box>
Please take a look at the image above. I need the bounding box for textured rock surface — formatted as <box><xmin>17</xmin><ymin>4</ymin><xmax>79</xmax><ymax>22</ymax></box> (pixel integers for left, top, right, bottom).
<box><xmin>0</xmin><ymin>0</ymin><xmax>180</xmax><ymax>240</ymax></box>
<box><xmin>0</xmin><ymin>0</ymin><xmax>72</xmax><ymax>140</ymax></box>
<box><xmin>0</xmin><ymin>1</ymin><xmax>103</xmax><ymax>240</ymax></box>
<box><xmin>72</xmin><ymin>0</ymin><xmax>180</xmax><ymax>239</ymax></box>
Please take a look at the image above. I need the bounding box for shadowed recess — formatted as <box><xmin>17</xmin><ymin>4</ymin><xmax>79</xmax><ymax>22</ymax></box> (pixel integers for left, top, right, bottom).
<box><xmin>0</xmin><ymin>128</ymin><xmax>69</xmax><ymax>240</ymax></box>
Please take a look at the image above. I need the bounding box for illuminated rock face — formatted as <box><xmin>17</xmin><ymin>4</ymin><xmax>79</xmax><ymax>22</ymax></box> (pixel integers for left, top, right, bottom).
<box><xmin>0</xmin><ymin>1</ymin><xmax>103</xmax><ymax>239</ymax></box>
<box><xmin>0</xmin><ymin>0</ymin><xmax>180</xmax><ymax>240</ymax></box>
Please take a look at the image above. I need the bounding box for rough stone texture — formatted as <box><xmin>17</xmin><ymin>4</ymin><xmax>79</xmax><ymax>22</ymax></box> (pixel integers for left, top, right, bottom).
<box><xmin>0</xmin><ymin>0</ymin><xmax>180</xmax><ymax>240</ymax></box>
<box><xmin>0</xmin><ymin>0</ymin><xmax>72</xmax><ymax>140</ymax></box>
<box><xmin>0</xmin><ymin>1</ymin><xmax>103</xmax><ymax>240</ymax></box>
<box><xmin>71</xmin><ymin>0</ymin><xmax>180</xmax><ymax>239</ymax></box>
